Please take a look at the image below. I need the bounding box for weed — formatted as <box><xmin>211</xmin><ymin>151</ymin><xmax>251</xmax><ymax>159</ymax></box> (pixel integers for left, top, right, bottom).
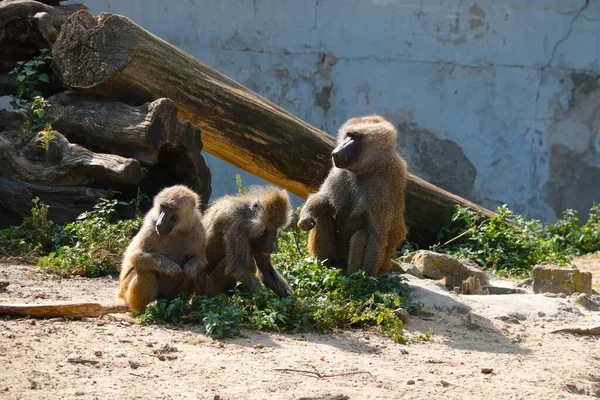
<box><xmin>39</xmin><ymin>199</ymin><xmax>142</xmax><ymax>277</ymax></box>
<box><xmin>435</xmin><ymin>203</ymin><xmax>600</xmax><ymax>277</ymax></box>
<box><xmin>9</xmin><ymin>49</ymin><xmax>52</xmax><ymax>109</ymax></box>
<box><xmin>0</xmin><ymin>198</ymin><xmax>53</xmax><ymax>260</ymax></box>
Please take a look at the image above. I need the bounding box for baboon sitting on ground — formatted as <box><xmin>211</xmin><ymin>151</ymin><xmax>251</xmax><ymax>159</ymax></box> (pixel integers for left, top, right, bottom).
<box><xmin>298</xmin><ymin>115</ymin><xmax>408</xmax><ymax>276</ymax></box>
<box><xmin>118</xmin><ymin>185</ymin><xmax>207</xmax><ymax>311</ymax></box>
<box><xmin>203</xmin><ymin>186</ymin><xmax>294</xmax><ymax>297</ymax></box>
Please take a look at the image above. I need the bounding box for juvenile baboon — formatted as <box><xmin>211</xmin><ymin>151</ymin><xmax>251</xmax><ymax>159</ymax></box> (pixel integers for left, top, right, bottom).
<box><xmin>298</xmin><ymin>115</ymin><xmax>407</xmax><ymax>276</ymax></box>
<box><xmin>203</xmin><ymin>186</ymin><xmax>294</xmax><ymax>297</ymax></box>
<box><xmin>118</xmin><ymin>185</ymin><xmax>208</xmax><ymax>311</ymax></box>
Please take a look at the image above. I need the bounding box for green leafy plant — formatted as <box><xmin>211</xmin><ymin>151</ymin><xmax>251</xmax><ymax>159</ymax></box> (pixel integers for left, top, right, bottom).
<box><xmin>140</xmin><ymin>224</ymin><xmax>421</xmax><ymax>343</ymax></box>
<box><xmin>40</xmin><ymin>122</ymin><xmax>56</xmax><ymax>152</ymax></box>
<box><xmin>0</xmin><ymin>198</ymin><xmax>53</xmax><ymax>260</ymax></box>
<box><xmin>9</xmin><ymin>49</ymin><xmax>52</xmax><ymax>109</ymax></box>
<box><xmin>39</xmin><ymin>199</ymin><xmax>142</xmax><ymax>277</ymax></box>
<box><xmin>435</xmin><ymin>203</ymin><xmax>600</xmax><ymax>277</ymax></box>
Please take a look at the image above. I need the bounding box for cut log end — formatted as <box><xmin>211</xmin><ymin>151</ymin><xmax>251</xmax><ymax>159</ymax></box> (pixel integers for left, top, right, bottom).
<box><xmin>53</xmin><ymin>11</ymin><xmax>138</xmax><ymax>94</ymax></box>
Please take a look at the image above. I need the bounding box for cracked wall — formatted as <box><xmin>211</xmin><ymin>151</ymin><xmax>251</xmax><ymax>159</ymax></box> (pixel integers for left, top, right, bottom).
<box><xmin>52</xmin><ymin>0</ymin><xmax>600</xmax><ymax>220</ymax></box>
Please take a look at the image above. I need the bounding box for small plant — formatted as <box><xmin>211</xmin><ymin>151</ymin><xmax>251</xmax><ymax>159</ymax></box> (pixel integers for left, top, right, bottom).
<box><xmin>9</xmin><ymin>49</ymin><xmax>52</xmax><ymax>109</ymax></box>
<box><xmin>40</xmin><ymin>122</ymin><xmax>56</xmax><ymax>152</ymax></box>
<box><xmin>0</xmin><ymin>198</ymin><xmax>53</xmax><ymax>260</ymax></box>
<box><xmin>236</xmin><ymin>174</ymin><xmax>248</xmax><ymax>194</ymax></box>
<box><xmin>39</xmin><ymin>199</ymin><xmax>142</xmax><ymax>276</ymax></box>
<box><xmin>435</xmin><ymin>203</ymin><xmax>600</xmax><ymax>277</ymax></box>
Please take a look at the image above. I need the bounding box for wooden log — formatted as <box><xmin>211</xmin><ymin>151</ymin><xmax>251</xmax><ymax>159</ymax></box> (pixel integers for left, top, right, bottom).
<box><xmin>45</xmin><ymin>93</ymin><xmax>212</xmax><ymax>205</ymax></box>
<box><xmin>51</xmin><ymin>10</ymin><xmax>494</xmax><ymax>246</ymax></box>
<box><xmin>0</xmin><ymin>302</ymin><xmax>129</xmax><ymax>318</ymax></box>
<box><xmin>0</xmin><ymin>128</ymin><xmax>145</xmax><ymax>187</ymax></box>
<box><xmin>0</xmin><ymin>0</ymin><xmax>87</xmax><ymax>61</ymax></box>
<box><xmin>0</xmin><ymin>177</ymin><xmax>117</xmax><ymax>225</ymax></box>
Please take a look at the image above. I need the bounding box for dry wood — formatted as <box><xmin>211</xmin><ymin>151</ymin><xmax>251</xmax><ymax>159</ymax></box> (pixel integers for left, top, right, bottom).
<box><xmin>298</xmin><ymin>395</ymin><xmax>349</xmax><ymax>400</ymax></box>
<box><xmin>0</xmin><ymin>177</ymin><xmax>116</xmax><ymax>225</ymax></box>
<box><xmin>0</xmin><ymin>0</ymin><xmax>87</xmax><ymax>61</ymax></box>
<box><xmin>52</xmin><ymin>10</ymin><xmax>494</xmax><ymax>246</ymax></box>
<box><xmin>46</xmin><ymin>93</ymin><xmax>212</xmax><ymax>205</ymax></box>
<box><xmin>0</xmin><ymin>302</ymin><xmax>129</xmax><ymax>318</ymax></box>
<box><xmin>67</xmin><ymin>357</ymin><xmax>100</xmax><ymax>365</ymax></box>
<box><xmin>550</xmin><ymin>326</ymin><xmax>600</xmax><ymax>335</ymax></box>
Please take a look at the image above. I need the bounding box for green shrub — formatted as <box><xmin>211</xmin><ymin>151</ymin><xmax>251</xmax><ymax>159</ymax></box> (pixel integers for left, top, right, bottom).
<box><xmin>435</xmin><ymin>203</ymin><xmax>600</xmax><ymax>277</ymax></box>
<box><xmin>0</xmin><ymin>198</ymin><xmax>53</xmax><ymax>260</ymax></box>
<box><xmin>38</xmin><ymin>199</ymin><xmax>142</xmax><ymax>276</ymax></box>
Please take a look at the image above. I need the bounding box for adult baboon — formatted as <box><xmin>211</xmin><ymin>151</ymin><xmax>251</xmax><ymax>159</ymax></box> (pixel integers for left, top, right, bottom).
<box><xmin>203</xmin><ymin>186</ymin><xmax>294</xmax><ymax>297</ymax></box>
<box><xmin>298</xmin><ymin>115</ymin><xmax>407</xmax><ymax>276</ymax></box>
<box><xmin>118</xmin><ymin>185</ymin><xmax>207</xmax><ymax>311</ymax></box>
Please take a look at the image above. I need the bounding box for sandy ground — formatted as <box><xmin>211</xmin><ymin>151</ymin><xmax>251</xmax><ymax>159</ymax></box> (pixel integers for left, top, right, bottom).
<box><xmin>0</xmin><ymin>257</ymin><xmax>599</xmax><ymax>400</ymax></box>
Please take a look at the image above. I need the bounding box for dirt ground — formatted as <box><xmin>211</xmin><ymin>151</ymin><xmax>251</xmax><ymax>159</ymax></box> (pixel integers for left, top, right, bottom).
<box><xmin>0</xmin><ymin>256</ymin><xmax>599</xmax><ymax>400</ymax></box>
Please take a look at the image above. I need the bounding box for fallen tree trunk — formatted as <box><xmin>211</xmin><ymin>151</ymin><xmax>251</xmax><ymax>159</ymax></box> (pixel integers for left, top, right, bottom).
<box><xmin>0</xmin><ymin>0</ymin><xmax>87</xmax><ymax>61</ymax></box>
<box><xmin>0</xmin><ymin>302</ymin><xmax>129</xmax><ymax>318</ymax></box>
<box><xmin>52</xmin><ymin>10</ymin><xmax>494</xmax><ymax>246</ymax></box>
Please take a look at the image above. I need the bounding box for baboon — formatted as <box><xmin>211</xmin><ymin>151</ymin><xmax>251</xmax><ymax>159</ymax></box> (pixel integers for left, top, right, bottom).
<box><xmin>118</xmin><ymin>185</ymin><xmax>208</xmax><ymax>311</ymax></box>
<box><xmin>298</xmin><ymin>115</ymin><xmax>407</xmax><ymax>276</ymax></box>
<box><xmin>203</xmin><ymin>186</ymin><xmax>294</xmax><ymax>297</ymax></box>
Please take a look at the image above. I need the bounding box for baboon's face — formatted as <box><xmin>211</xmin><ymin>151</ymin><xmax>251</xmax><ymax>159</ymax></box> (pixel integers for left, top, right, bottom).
<box><xmin>332</xmin><ymin>130</ymin><xmax>363</xmax><ymax>169</ymax></box>
<box><xmin>251</xmin><ymin>229</ymin><xmax>278</xmax><ymax>256</ymax></box>
<box><xmin>155</xmin><ymin>204</ymin><xmax>177</xmax><ymax>236</ymax></box>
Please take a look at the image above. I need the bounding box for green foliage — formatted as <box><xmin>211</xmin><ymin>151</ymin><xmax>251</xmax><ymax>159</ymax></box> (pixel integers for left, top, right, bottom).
<box><xmin>39</xmin><ymin>199</ymin><xmax>142</xmax><ymax>277</ymax></box>
<box><xmin>140</xmin><ymin>225</ymin><xmax>420</xmax><ymax>343</ymax></box>
<box><xmin>0</xmin><ymin>198</ymin><xmax>53</xmax><ymax>260</ymax></box>
<box><xmin>40</xmin><ymin>122</ymin><xmax>56</xmax><ymax>152</ymax></box>
<box><xmin>9</xmin><ymin>49</ymin><xmax>52</xmax><ymax>109</ymax></box>
<box><xmin>435</xmin><ymin>203</ymin><xmax>600</xmax><ymax>277</ymax></box>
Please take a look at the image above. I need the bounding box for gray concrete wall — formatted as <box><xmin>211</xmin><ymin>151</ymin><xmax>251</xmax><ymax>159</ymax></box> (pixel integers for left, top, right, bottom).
<box><xmin>50</xmin><ymin>1</ymin><xmax>600</xmax><ymax>220</ymax></box>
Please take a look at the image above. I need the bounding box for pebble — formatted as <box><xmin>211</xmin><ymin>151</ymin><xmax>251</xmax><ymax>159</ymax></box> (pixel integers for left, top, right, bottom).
<box><xmin>407</xmin><ymin>380</ymin><xmax>415</xmax><ymax>385</ymax></box>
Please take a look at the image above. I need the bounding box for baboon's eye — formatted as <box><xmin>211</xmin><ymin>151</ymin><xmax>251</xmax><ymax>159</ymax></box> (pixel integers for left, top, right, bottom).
<box><xmin>346</xmin><ymin>131</ymin><xmax>361</xmax><ymax>139</ymax></box>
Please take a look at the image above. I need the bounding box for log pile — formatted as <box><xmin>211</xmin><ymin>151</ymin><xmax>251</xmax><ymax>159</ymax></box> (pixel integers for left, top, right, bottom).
<box><xmin>0</xmin><ymin>0</ymin><xmax>211</xmax><ymax>226</ymax></box>
<box><xmin>0</xmin><ymin>2</ymin><xmax>493</xmax><ymax>246</ymax></box>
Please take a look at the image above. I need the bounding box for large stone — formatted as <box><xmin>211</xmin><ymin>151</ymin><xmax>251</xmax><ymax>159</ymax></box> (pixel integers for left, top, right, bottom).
<box><xmin>532</xmin><ymin>266</ymin><xmax>592</xmax><ymax>295</ymax></box>
<box><xmin>404</xmin><ymin>250</ymin><xmax>488</xmax><ymax>288</ymax></box>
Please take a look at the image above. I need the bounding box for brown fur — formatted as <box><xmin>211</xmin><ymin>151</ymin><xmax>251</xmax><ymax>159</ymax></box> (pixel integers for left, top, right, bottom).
<box><xmin>118</xmin><ymin>185</ymin><xmax>207</xmax><ymax>311</ymax></box>
<box><xmin>203</xmin><ymin>186</ymin><xmax>294</xmax><ymax>297</ymax></box>
<box><xmin>298</xmin><ymin>115</ymin><xmax>408</xmax><ymax>276</ymax></box>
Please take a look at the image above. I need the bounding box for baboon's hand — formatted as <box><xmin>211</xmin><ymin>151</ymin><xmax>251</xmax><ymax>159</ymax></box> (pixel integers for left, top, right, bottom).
<box><xmin>162</xmin><ymin>262</ymin><xmax>183</xmax><ymax>277</ymax></box>
<box><xmin>183</xmin><ymin>262</ymin><xmax>200</xmax><ymax>279</ymax></box>
<box><xmin>297</xmin><ymin>216</ymin><xmax>316</xmax><ymax>231</ymax></box>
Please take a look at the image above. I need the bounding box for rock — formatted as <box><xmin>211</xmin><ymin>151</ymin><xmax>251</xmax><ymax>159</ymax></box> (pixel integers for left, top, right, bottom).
<box><xmin>409</xmin><ymin>250</ymin><xmax>488</xmax><ymax>288</ymax></box>
<box><xmin>482</xmin><ymin>285</ymin><xmax>528</xmax><ymax>295</ymax></box>
<box><xmin>508</xmin><ymin>312</ymin><xmax>527</xmax><ymax>321</ymax></box>
<box><xmin>517</xmin><ymin>278</ymin><xmax>533</xmax><ymax>288</ymax></box>
<box><xmin>406</xmin><ymin>380</ymin><xmax>415</xmax><ymax>385</ymax></box>
<box><xmin>573</xmin><ymin>294</ymin><xmax>600</xmax><ymax>311</ymax></box>
<box><xmin>495</xmin><ymin>315</ymin><xmax>522</xmax><ymax>324</ymax></box>
<box><xmin>461</xmin><ymin>276</ymin><xmax>486</xmax><ymax>295</ymax></box>
<box><xmin>465</xmin><ymin>313</ymin><xmax>481</xmax><ymax>330</ymax></box>
<box><xmin>393</xmin><ymin>308</ymin><xmax>410</xmax><ymax>323</ymax></box>
<box><xmin>398</xmin><ymin>262</ymin><xmax>424</xmax><ymax>279</ymax></box>
<box><xmin>532</xmin><ymin>266</ymin><xmax>592</xmax><ymax>295</ymax></box>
